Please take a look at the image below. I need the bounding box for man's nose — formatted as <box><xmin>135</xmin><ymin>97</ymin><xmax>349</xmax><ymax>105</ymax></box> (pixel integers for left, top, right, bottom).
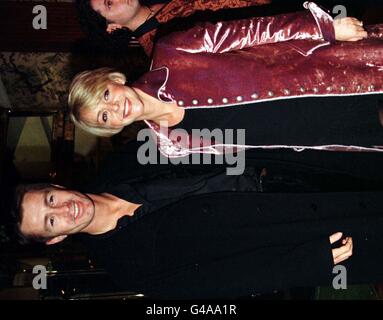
<box><xmin>52</xmin><ymin>204</ymin><xmax>70</xmax><ymax>217</ymax></box>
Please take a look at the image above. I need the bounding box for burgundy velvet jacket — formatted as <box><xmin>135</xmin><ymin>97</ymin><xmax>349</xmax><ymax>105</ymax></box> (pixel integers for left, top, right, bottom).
<box><xmin>133</xmin><ymin>2</ymin><xmax>383</xmax><ymax>158</ymax></box>
<box><xmin>138</xmin><ymin>0</ymin><xmax>271</xmax><ymax>55</ymax></box>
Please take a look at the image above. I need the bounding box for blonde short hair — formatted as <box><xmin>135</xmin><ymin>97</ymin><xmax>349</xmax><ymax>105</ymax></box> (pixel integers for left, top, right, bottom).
<box><xmin>68</xmin><ymin>67</ymin><xmax>127</xmax><ymax>137</ymax></box>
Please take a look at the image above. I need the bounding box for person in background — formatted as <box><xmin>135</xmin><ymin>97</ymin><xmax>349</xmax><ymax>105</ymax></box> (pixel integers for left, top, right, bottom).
<box><xmin>76</xmin><ymin>0</ymin><xmax>271</xmax><ymax>56</ymax></box>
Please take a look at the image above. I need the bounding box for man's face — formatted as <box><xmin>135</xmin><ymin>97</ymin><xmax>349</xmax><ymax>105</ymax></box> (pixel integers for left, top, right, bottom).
<box><xmin>20</xmin><ymin>187</ymin><xmax>95</xmax><ymax>241</ymax></box>
<box><xmin>90</xmin><ymin>0</ymin><xmax>141</xmax><ymax>26</ymax></box>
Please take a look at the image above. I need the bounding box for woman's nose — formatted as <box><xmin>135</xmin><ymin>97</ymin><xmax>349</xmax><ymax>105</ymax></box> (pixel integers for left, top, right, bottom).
<box><xmin>106</xmin><ymin>101</ymin><xmax>120</xmax><ymax>112</ymax></box>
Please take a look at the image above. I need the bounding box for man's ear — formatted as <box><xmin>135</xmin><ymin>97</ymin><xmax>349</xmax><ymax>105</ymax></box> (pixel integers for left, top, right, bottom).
<box><xmin>106</xmin><ymin>23</ymin><xmax>123</xmax><ymax>34</ymax></box>
<box><xmin>51</xmin><ymin>184</ymin><xmax>65</xmax><ymax>189</ymax></box>
<box><xmin>46</xmin><ymin>235</ymin><xmax>67</xmax><ymax>246</ymax></box>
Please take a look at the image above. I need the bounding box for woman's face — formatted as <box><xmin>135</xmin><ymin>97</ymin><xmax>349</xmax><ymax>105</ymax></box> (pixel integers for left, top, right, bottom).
<box><xmin>81</xmin><ymin>79</ymin><xmax>144</xmax><ymax>130</ymax></box>
<box><xmin>90</xmin><ymin>0</ymin><xmax>141</xmax><ymax>26</ymax></box>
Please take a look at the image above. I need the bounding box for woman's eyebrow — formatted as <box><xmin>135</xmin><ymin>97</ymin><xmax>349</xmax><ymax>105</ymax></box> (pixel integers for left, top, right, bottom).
<box><xmin>96</xmin><ymin>110</ymin><xmax>102</xmax><ymax>124</ymax></box>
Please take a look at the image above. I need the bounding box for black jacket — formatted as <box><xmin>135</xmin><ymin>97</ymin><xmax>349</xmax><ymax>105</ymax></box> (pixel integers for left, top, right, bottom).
<box><xmin>84</xmin><ymin>190</ymin><xmax>383</xmax><ymax>299</ymax></box>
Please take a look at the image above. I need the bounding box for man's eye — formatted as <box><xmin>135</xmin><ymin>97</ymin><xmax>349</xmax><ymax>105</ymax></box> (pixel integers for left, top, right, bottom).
<box><xmin>102</xmin><ymin>111</ymin><xmax>108</xmax><ymax>123</ymax></box>
<box><xmin>49</xmin><ymin>217</ymin><xmax>55</xmax><ymax>227</ymax></box>
<box><xmin>48</xmin><ymin>195</ymin><xmax>54</xmax><ymax>205</ymax></box>
<box><xmin>104</xmin><ymin>89</ymin><xmax>110</xmax><ymax>101</ymax></box>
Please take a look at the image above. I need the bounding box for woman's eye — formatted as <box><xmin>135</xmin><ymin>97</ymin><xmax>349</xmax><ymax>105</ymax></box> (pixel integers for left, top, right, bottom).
<box><xmin>48</xmin><ymin>195</ymin><xmax>54</xmax><ymax>205</ymax></box>
<box><xmin>104</xmin><ymin>89</ymin><xmax>110</xmax><ymax>101</ymax></box>
<box><xmin>102</xmin><ymin>111</ymin><xmax>108</xmax><ymax>123</ymax></box>
<box><xmin>49</xmin><ymin>217</ymin><xmax>55</xmax><ymax>227</ymax></box>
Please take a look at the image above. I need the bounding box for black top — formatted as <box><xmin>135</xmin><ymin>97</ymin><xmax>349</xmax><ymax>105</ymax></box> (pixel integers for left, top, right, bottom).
<box><xmin>174</xmin><ymin>94</ymin><xmax>383</xmax><ymax>148</ymax></box>
<box><xmin>86</xmin><ymin>165</ymin><xmax>261</xmax><ymax>227</ymax></box>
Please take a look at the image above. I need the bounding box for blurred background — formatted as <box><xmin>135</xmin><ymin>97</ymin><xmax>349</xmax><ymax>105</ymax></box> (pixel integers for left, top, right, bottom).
<box><xmin>0</xmin><ymin>0</ymin><xmax>382</xmax><ymax>300</ymax></box>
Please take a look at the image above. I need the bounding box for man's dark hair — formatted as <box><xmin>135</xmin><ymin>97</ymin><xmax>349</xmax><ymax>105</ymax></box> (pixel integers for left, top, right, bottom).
<box><xmin>75</xmin><ymin>0</ymin><xmax>163</xmax><ymax>52</ymax></box>
<box><xmin>11</xmin><ymin>183</ymin><xmax>56</xmax><ymax>245</ymax></box>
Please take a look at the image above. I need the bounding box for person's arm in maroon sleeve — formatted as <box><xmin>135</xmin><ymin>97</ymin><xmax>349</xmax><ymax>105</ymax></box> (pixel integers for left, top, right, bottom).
<box><xmin>160</xmin><ymin>2</ymin><xmax>365</xmax><ymax>55</ymax></box>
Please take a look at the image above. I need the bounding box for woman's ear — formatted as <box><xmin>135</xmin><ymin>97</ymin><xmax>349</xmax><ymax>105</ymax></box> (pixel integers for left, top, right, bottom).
<box><xmin>113</xmin><ymin>77</ymin><xmax>126</xmax><ymax>85</ymax></box>
<box><xmin>106</xmin><ymin>23</ymin><xmax>123</xmax><ymax>34</ymax></box>
<box><xmin>46</xmin><ymin>235</ymin><xmax>67</xmax><ymax>246</ymax></box>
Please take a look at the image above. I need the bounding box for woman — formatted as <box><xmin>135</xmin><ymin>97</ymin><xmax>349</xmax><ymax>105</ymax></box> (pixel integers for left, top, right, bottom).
<box><xmin>76</xmin><ymin>0</ymin><xmax>271</xmax><ymax>56</ymax></box>
<box><xmin>69</xmin><ymin>2</ymin><xmax>383</xmax><ymax>166</ymax></box>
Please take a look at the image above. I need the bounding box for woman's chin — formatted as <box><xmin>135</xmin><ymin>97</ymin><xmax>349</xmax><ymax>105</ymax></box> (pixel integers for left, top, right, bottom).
<box><xmin>122</xmin><ymin>118</ymin><xmax>136</xmax><ymax>127</ymax></box>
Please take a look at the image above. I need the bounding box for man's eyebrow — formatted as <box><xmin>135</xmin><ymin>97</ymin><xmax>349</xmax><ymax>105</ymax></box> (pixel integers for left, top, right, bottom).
<box><xmin>42</xmin><ymin>190</ymin><xmax>50</xmax><ymax>232</ymax></box>
<box><xmin>44</xmin><ymin>215</ymin><xmax>49</xmax><ymax>232</ymax></box>
<box><xmin>43</xmin><ymin>190</ymin><xmax>50</xmax><ymax>207</ymax></box>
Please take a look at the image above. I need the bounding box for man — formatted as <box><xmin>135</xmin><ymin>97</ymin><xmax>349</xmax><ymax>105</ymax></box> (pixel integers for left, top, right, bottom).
<box><xmin>11</xmin><ymin>150</ymin><xmax>383</xmax><ymax>299</ymax></box>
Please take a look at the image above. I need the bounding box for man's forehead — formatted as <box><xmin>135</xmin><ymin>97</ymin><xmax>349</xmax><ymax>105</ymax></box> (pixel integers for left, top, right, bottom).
<box><xmin>23</xmin><ymin>189</ymin><xmax>46</xmax><ymax>205</ymax></box>
<box><xmin>22</xmin><ymin>190</ymin><xmax>49</xmax><ymax>215</ymax></box>
<box><xmin>20</xmin><ymin>190</ymin><xmax>47</xmax><ymax>234</ymax></box>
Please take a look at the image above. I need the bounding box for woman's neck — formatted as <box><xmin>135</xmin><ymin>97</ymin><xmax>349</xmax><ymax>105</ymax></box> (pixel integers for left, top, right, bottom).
<box><xmin>134</xmin><ymin>87</ymin><xmax>185</xmax><ymax>127</ymax></box>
